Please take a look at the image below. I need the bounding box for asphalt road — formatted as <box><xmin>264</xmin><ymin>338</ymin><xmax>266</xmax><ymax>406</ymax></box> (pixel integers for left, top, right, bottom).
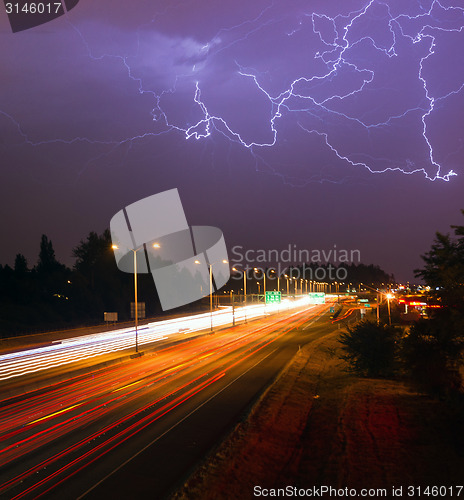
<box><xmin>0</xmin><ymin>302</ymin><xmax>335</xmax><ymax>499</ymax></box>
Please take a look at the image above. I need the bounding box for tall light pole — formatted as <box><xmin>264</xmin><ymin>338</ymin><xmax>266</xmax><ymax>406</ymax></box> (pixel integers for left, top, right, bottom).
<box><xmin>196</xmin><ymin>258</ymin><xmax>228</xmax><ymax>332</ymax></box>
<box><xmin>270</xmin><ymin>269</ymin><xmax>277</xmax><ymax>291</ymax></box>
<box><xmin>377</xmin><ymin>291</ymin><xmax>381</xmax><ymax>325</ymax></box>
<box><xmin>209</xmin><ymin>264</ymin><xmax>213</xmax><ymax>331</ymax></box>
<box><xmin>198</xmin><ymin>260</ymin><xmax>223</xmax><ymax>330</ymax></box>
<box><xmin>232</xmin><ymin>267</ymin><xmax>247</xmax><ymax>305</ymax></box>
<box><xmin>254</xmin><ymin>267</ymin><xmax>266</xmax><ymax>296</ymax></box>
<box><xmin>133</xmin><ymin>249</ymin><xmax>138</xmax><ymax>352</ymax></box>
<box><xmin>112</xmin><ymin>242</ymin><xmax>160</xmax><ymax>355</ymax></box>
<box><xmin>233</xmin><ymin>267</ymin><xmax>246</xmax><ymax>323</ymax></box>
<box><xmin>386</xmin><ymin>293</ymin><xmax>393</xmax><ymax>326</ymax></box>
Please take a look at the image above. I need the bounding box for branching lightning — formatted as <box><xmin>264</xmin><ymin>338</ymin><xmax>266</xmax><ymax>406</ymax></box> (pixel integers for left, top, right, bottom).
<box><xmin>1</xmin><ymin>0</ymin><xmax>464</xmax><ymax>182</ymax></box>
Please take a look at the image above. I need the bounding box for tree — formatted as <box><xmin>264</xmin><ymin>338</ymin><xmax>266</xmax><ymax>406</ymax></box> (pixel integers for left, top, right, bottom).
<box><xmin>72</xmin><ymin>229</ymin><xmax>135</xmax><ymax>318</ymax></box>
<box><xmin>14</xmin><ymin>254</ymin><xmax>28</xmax><ymax>274</ymax></box>
<box><xmin>415</xmin><ymin>210</ymin><xmax>464</xmax><ymax>313</ymax></box>
<box><xmin>339</xmin><ymin>320</ymin><xmax>401</xmax><ymax>377</ymax></box>
<box><xmin>401</xmin><ymin>314</ymin><xmax>464</xmax><ymax>397</ymax></box>
<box><xmin>73</xmin><ymin>230</ymin><xmax>112</xmax><ymax>289</ymax></box>
<box><xmin>408</xmin><ymin>210</ymin><xmax>464</xmax><ymax>397</ymax></box>
<box><xmin>36</xmin><ymin>235</ymin><xmax>61</xmax><ymax>274</ymax></box>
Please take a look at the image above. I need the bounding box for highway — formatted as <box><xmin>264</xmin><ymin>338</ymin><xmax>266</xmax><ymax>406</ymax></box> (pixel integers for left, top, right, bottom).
<box><xmin>0</xmin><ymin>301</ymin><xmax>336</xmax><ymax>499</ymax></box>
<box><xmin>0</xmin><ymin>298</ymin><xmax>311</xmax><ymax>383</ymax></box>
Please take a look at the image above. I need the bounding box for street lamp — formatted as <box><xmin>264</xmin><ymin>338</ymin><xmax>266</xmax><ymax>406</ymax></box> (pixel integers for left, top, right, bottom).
<box><xmin>386</xmin><ymin>293</ymin><xmax>394</xmax><ymax>326</ymax></box>
<box><xmin>233</xmin><ymin>267</ymin><xmax>247</xmax><ymax>323</ymax></box>
<box><xmin>254</xmin><ymin>267</ymin><xmax>266</xmax><ymax>296</ymax></box>
<box><xmin>112</xmin><ymin>242</ymin><xmax>160</xmax><ymax>355</ymax></box>
<box><xmin>269</xmin><ymin>269</ymin><xmax>277</xmax><ymax>291</ymax></box>
<box><xmin>196</xmin><ymin>259</ymin><xmax>228</xmax><ymax>331</ymax></box>
<box><xmin>232</xmin><ymin>267</ymin><xmax>247</xmax><ymax>304</ymax></box>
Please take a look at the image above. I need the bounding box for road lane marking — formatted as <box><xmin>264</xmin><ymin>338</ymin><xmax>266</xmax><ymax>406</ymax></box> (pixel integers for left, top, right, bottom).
<box><xmin>111</xmin><ymin>380</ymin><xmax>143</xmax><ymax>393</ymax></box>
<box><xmin>28</xmin><ymin>404</ymin><xmax>82</xmax><ymax>425</ymax></box>
<box><xmin>77</xmin><ymin>346</ymin><xmax>280</xmax><ymax>499</ymax></box>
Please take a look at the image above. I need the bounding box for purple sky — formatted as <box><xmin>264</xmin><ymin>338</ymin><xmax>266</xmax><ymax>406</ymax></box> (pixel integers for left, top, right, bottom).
<box><xmin>1</xmin><ymin>0</ymin><xmax>464</xmax><ymax>282</ymax></box>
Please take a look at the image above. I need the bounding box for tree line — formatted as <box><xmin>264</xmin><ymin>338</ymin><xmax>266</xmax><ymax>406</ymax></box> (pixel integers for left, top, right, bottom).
<box><xmin>0</xmin><ymin>230</ymin><xmax>394</xmax><ymax>338</ymax></box>
<box><xmin>0</xmin><ymin>231</ymin><xmax>159</xmax><ymax>337</ymax></box>
<box><xmin>339</xmin><ymin>209</ymin><xmax>464</xmax><ymax>401</ymax></box>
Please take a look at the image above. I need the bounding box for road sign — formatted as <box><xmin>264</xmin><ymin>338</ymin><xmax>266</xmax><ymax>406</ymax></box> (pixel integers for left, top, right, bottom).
<box><xmin>308</xmin><ymin>292</ymin><xmax>326</xmax><ymax>304</ymax></box>
<box><xmin>358</xmin><ymin>298</ymin><xmax>369</xmax><ymax>302</ymax></box>
<box><xmin>130</xmin><ymin>302</ymin><xmax>146</xmax><ymax>319</ymax></box>
<box><xmin>104</xmin><ymin>312</ymin><xmax>118</xmax><ymax>322</ymax></box>
<box><xmin>330</xmin><ymin>306</ymin><xmax>335</xmax><ymax>313</ymax></box>
<box><xmin>265</xmin><ymin>291</ymin><xmax>281</xmax><ymax>304</ymax></box>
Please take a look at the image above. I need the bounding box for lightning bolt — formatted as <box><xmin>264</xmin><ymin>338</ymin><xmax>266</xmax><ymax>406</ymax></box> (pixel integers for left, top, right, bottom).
<box><xmin>1</xmin><ymin>0</ymin><xmax>463</xmax><ymax>183</ymax></box>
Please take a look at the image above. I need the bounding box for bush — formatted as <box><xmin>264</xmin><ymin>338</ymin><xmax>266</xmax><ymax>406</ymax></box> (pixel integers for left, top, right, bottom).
<box><xmin>400</xmin><ymin>314</ymin><xmax>464</xmax><ymax>398</ymax></box>
<box><xmin>338</xmin><ymin>320</ymin><xmax>402</xmax><ymax>377</ymax></box>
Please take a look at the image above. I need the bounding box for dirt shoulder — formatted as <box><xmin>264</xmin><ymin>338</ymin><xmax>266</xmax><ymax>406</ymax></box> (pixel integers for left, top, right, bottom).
<box><xmin>172</xmin><ymin>328</ymin><xmax>463</xmax><ymax>499</ymax></box>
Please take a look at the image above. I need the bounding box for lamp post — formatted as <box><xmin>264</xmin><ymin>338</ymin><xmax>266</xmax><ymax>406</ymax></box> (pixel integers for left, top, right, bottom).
<box><xmin>233</xmin><ymin>267</ymin><xmax>245</xmax><ymax>299</ymax></box>
<box><xmin>209</xmin><ymin>264</ymin><xmax>213</xmax><ymax>331</ymax></box>
<box><xmin>196</xmin><ymin>258</ymin><xmax>228</xmax><ymax>332</ymax></box>
<box><xmin>386</xmin><ymin>293</ymin><xmax>393</xmax><ymax>326</ymax></box>
<box><xmin>254</xmin><ymin>267</ymin><xmax>266</xmax><ymax>296</ymax></box>
<box><xmin>270</xmin><ymin>269</ymin><xmax>277</xmax><ymax>291</ymax></box>
<box><xmin>377</xmin><ymin>291</ymin><xmax>381</xmax><ymax>325</ymax></box>
<box><xmin>112</xmin><ymin>242</ymin><xmax>160</xmax><ymax>355</ymax></box>
<box><xmin>233</xmin><ymin>267</ymin><xmax>247</xmax><ymax>323</ymax></box>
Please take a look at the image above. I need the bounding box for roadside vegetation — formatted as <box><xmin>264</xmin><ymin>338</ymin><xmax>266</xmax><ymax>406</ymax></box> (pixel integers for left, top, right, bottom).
<box><xmin>339</xmin><ymin>321</ymin><xmax>401</xmax><ymax>378</ymax></box>
<box><xmin>339</xmin><ymin>210</ymin><xmax>464</xmax><ymax>455</ymax></box>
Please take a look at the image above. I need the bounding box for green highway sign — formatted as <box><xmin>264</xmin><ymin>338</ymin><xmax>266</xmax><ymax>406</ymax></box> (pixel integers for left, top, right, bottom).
<box><xmin>308</xmin><ymin>292</ymin><xmax>326</xmax><ymax>304</ymax></box>
<box><xmin>265</xmin><ymin>291</ymin><xmax>281</xmax><ymax>304</ymax></box>
<box><xmin>358</xmin><ymin>298</ymin><xmax>369</xmax><ymax>302</ymax></box>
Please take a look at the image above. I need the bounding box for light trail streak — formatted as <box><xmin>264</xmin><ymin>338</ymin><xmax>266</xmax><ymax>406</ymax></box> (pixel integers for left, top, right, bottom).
<box><xmin>0</xmin><ymin>297</ymin><xmax>311</xmax><ymax>381</ymax></box>
<box><xmin>0</xmin><ymin>303</ymin><xmax>327</xmax><ymax>498</ymax></box>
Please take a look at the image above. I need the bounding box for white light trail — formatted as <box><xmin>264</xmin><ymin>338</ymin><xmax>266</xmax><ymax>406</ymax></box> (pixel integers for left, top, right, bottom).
<box><xmin>0</xmin><ymin>296</ymin><xmax>317</xmax><ymax>382</ymax></box>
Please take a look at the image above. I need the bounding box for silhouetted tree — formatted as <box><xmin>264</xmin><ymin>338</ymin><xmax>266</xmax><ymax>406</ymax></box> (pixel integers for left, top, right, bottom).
<box><xmin>339</xmin><ymin>320</ymin><xmax>401</xmax><ymax>377</ymax></box>
<box><xmin>14</xmin><ymin>254</ymin><xmax>28</xmax><ymax>274</ymax></box>
<box><xmin>37</xmin><ymin>235</ymin><xmax>61</xmax><ymax>274</ymax></box>
<box><xmin>415</xmin><ymin>210</ymin><xmax>464</xmax><ymax>313</ymax></box>
<box><xmin>405</xmin><ymin>210</ymin><xmax>464</xmax><ymax>397</ymax></box>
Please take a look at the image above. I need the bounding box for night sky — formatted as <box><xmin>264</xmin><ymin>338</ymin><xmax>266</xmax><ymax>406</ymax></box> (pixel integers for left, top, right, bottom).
<box><xmin>1</xmin><ymin>0</ymin><xmax>463</xmax><ymax>283</ymax></box>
